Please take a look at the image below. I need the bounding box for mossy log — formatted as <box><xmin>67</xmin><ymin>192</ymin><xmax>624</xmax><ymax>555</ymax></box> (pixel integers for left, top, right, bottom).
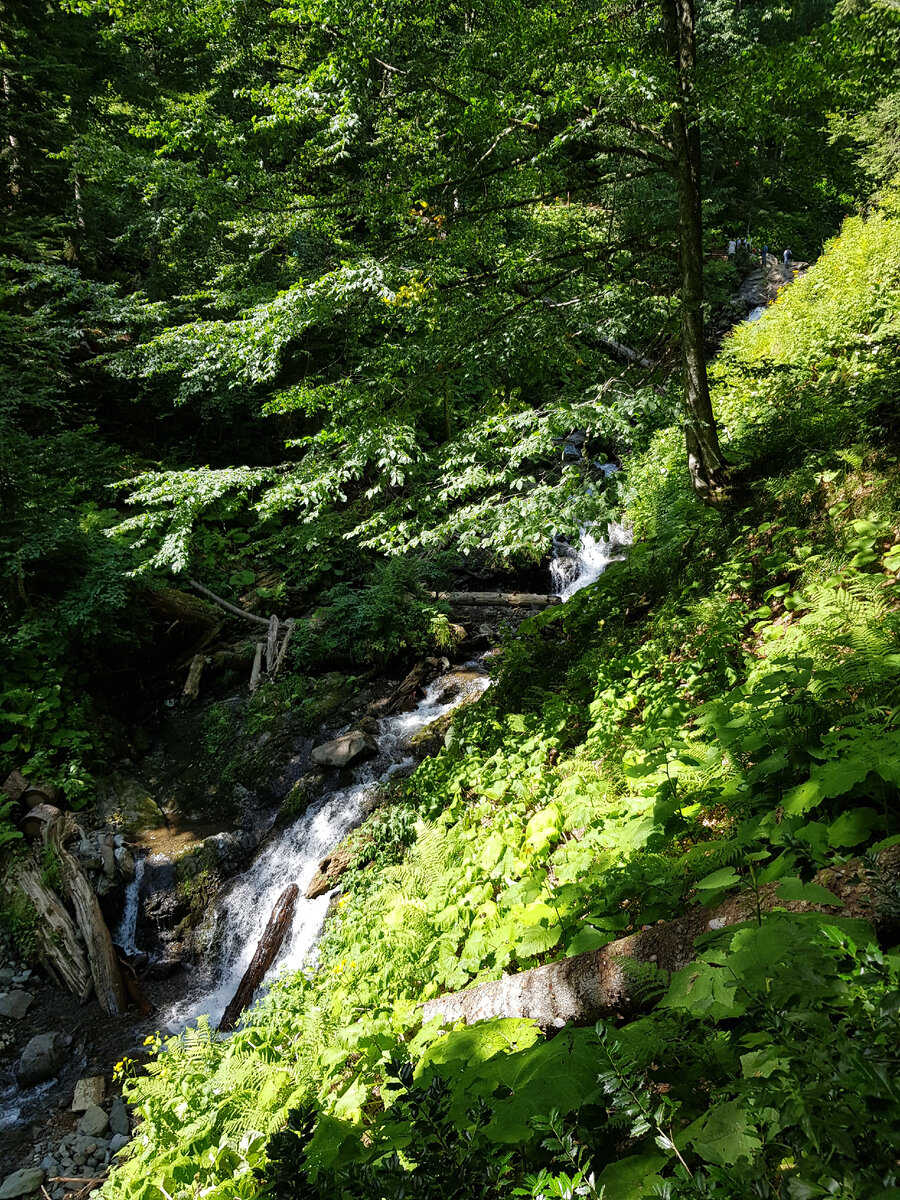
<box><xmin>422</xmin><ymin>846</ymin><xmax>900</xmax><ymax>1030</ymax></box>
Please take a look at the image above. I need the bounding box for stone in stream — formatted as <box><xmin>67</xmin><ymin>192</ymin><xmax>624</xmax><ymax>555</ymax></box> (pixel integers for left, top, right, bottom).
<box><xmin>310</xmin><ymin>730</ymin><xmax>378</xmax><ymax>769</ymax></box>
<box><xmin>0</xmin><ymin>990</ymin><xmax>33</xmax><ymax>1020</ymax></box>
<box><xmin>0</xmin><ymin>1170</ymin><xmax>45</xmax><ymax>1199</ymax></box>
<box><xmin>71</xmin><ymin>1076</ymin><xmax>106</xmax><ymax>1112</ymax></box>
<box><xmin>77</xmin><ymin>1104</ymin><xmax>109</xmax><ymax>1137</ymax></box>
<box><xmin>16</xmin><ymin>1032</ymin><xmax>67</xmax><ymax>1087</ymax></box>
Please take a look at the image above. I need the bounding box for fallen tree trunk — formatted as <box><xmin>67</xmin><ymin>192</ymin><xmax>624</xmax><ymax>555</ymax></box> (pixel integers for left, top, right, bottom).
<box><xmin>219</xmin><ymin>883</ymin><xmax>299</xmax><ymax>1032</ymax></box>
<box><xmin>433</xmin><ymin>592</ymin><xmax>561</xmax><ymax>608</ymax></box>
<box><xmin>422</xmin><ymin>846</ymin><xmax>900</xmax><ymax>1029</ymax></box>
<box><xmin>186</xmin><ymin>577</ymin><xmax>289</xmax><ymax>630</ymax></box>
<box><xmin>3</xmin><ymin>858</ymin><xmax>92</xmax><ymax>1001</ymax></box>
<box><xmin>46</xmin><ymin>816</ymin><xmax>127</xmax><ymax>1016</ymax></box>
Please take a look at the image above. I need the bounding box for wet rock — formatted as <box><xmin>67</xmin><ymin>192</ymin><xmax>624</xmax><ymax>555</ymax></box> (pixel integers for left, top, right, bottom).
<box><xmin>306</xmin><ymin>845</ymin><xmax>355</xmax><ymax>899</ymax></box>
<box><xmin>409</xmin><ymin>711</ymin><xmax>455</xmax><ymax>760</ymax></box>
<box><xmin>109</xmin><ymin>1096</ymin><xmax>129</xmax><ymax>1137</ymax></box>
<box><xmin>311</xmin><ymin>730</ymin><xmax>378</xmax><ymax>769</ymax></box>
<box><xmin>95</xmin><ymin>773</ymin><xmax>166</xmax><ymax>837</ymax></box>
<box><xmin>0</xmin><ymin>990</ymin><xmax>34</xmax><ymax>1020</ymax></box>
<box><xmin>16</xmin><ymin>1032</ymin><xmax>67</xmax><ymax>1087</ymax></box>
<box><xmin>71</xmin><ymin>1076</ymin><xmax>105</xmax><ymax>1112</ymax></box>
<box><xmin>0</xmin><ymin>1168</ymin><xmax>45</xmax><ymax>1199</ymax></box>
<box><xmin>281</xmin><ymin>771</ymin><xmax>327</xmax><ymax>821</ymax></box>
<box><xmin>77</xmin><ymin>1105</ymin><xmax>109</xmax><ymax>1137</ymax></box>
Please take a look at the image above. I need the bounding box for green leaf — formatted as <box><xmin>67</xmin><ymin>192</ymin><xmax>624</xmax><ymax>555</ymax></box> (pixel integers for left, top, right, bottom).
<box><xmin>776</xmin><ymin>878</ymin><xmax>844</xmax><ymax>906</ymax></box>
<box><xmin>688</xmin><ymin>1101</ymin><xmax>761</xmax><ymax>1166</ymax></box>
<box><xmin>695</xmin><ymin>867</ymin><xmax>740</xmax><ymax>890</ymax></box>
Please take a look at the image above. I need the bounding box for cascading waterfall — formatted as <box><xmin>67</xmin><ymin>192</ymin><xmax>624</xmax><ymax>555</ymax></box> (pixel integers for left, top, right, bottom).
<box><xmin>114</xmin><ymin>854</ymin><xmax>145</xmax><ymax>956</ymax></box>
<box><xmin>165</xmin><ymin>664</ymin><xmax>489</xmax><ymax>1031</ymax></box>
<box><xmin>549</xmin><ymin>460</ymin><xmax>632</xmax><ymax>601</ymax></box>
<box><xmin>550</xmin><ymin>519</ymin><xmax>632</xmax><ymax>600</ymax></box>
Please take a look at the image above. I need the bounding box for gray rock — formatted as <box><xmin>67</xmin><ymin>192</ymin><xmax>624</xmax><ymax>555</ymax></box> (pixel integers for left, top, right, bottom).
<box><xmin>311</xmin><ymin>729</ymin><xmax>378</xmax><ymax>769</ymax></box>
<box><xmin>108</xmin><ymin>1133</ymin><xmax>130</xmax><ymax>1155</ymax></box>
<box><xmin>39</xmin><ymin>1157</ymin><xmax>57</xmax><ymax>1174</ymax></box>
<box><xmin>0</xmin><ymin>967</ymin><xmax>14</xmax><ymax>985</ymax></box>
<box><xmin>71</xmin><ymin>1076</ymin><xmax>105</xmax><ymax>1112</ymax></box>
<box><xmin>0</xmin><ymin>990</ymin><xmax>33</xmax><ymax>1020</ymax></box>
<box><xmin>0</xmin><ymin>1169</ymin><xmax>45</xmax><ymax>1199</ymax></box>
<box><xmin>16</xmin><ymin>1032</ymin><xmax>66</xmax><ymax>1087</ymax></box>
<box><xmin>77</xmin><ymin>1104</ymin><xmax>109</xmax><ymax>1137</ymax></box>
<box><xmin>109</xmin><ymin>1096</ymin><xmax>129</xmax><ymax>1137</ymax></box>
<box><xmin>70</xmin><ymin>1135</ymin><xmax>105</xmax><ymax>1155</ymax></box>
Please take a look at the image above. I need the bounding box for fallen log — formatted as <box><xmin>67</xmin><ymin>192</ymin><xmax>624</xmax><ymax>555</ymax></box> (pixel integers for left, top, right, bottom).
<box><xmin>186</xmin><ymin>577</ymin><xmax>286</xmax><ymax>630</ymax></box>
<box><xmin>422</xmin><ymin>845</ymin><xmax>900</xmax><ymax>1030</ymax></box>
<box><xmin>265</xmin><ymin>613</ymin><xmax>279</xmax><ymax>673</ymax></box>
<box><xmin>19</xmin><ymin>802</ymin><xmax>63</xmax><ymax>840</ymax></box>
<box><xmin>1</xmin><ymin>769</ymin><xmax>29</xmax><ymax>801</ymax></box>
<box><xmin>432</xmin><ymin>591</ymin><xmax>561</xmax><ymax>608</ymax></box>
<box><xmin>272</xmin><ymin>618</ymin><xmax>296</xmax><ymax>678</ymax></box>
<box><xmin>147</xmin><ymin>587</ymin><xmax>221</xmax><ymax>629</ymax></box>
<box><xmin>3</xmin><ymin>857</ymin><xmax>92</xmax><ymax>1000</ymax></box>
<box><xmin>219</xmin><ymin>883</ymin><xmax>299</xmax><ymax>1032</ymax></box>
<box><xmin>45</xmin><ymin>816</ymin><xmax>127</xmax><ymax>1016</ymax></box>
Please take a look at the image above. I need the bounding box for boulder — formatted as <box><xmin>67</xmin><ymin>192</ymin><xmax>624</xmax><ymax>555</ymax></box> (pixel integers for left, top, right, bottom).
<box><xmin>310</xmin><ymin>730</ymin><xmax>378</xmax><ymax>769</ymax></box>
<box><xmin>305</xmin><ymin>845</ymin><xmax>354</xmax><ymax>899</ymax></box>
<box><xmin>71</xmin><ymin>1076</ymin><xmax>106</xmax><ymax>1112</ymax></box>
<box><xmin>16</xmin><ymin>1032</ymin><xmax>66</xmax><ymax>1087</ymax></box>
<box><xmin>0</xmin><ymin>990</ymin><xmax>33</xmax><ymax>1020</ymax></box>
<box><xmin>109</xmin><ymin>1133</ymin><xmax>131</xmax><ymax>1155</ymax></box>
<box><xmin>0</xmin><ymin>1169</ymin><xmax>45</xmax><ymax>1199</ymax></box>
<box><xmin>77</xmin><ymin>1104</ymin><xmax>109</xmax><ymax>1137</ymax></box>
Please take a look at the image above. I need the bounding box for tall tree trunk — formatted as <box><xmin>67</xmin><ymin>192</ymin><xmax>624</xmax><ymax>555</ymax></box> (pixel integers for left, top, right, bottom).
<box><xmin>661</xmin><ymin>0</ymin><xmax>728</xmax><ymax>503</ymax></box>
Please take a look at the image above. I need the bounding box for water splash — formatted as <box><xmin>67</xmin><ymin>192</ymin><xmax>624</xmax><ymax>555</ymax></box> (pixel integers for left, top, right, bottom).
<box><xmin>551</xmin><ymin>520</ymin><xmax>631</xmax><ymax>601</ymax></box>
<box><xmin>164</xmin><ymin>664</ymin><xmax>489</xmax><ymax>1031</ymax></box>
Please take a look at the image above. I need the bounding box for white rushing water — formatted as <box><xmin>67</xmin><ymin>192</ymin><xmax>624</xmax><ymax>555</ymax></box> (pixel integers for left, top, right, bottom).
<box><xmin>113</xmin><ymin>854</ymin><xmax>145</xmax><ymax>956</ymax></box>
<box><xmin>165</xmin><ymin>664</ymin><xmax>489</xmax><ymax>1031</ymax></box>
<box><xmin>550</xmin><ymin>519</ymin><xmax>632</xmax><ymax>601</ymax></box>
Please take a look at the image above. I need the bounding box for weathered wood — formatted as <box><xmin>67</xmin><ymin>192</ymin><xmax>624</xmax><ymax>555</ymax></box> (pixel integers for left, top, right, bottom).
<box><xmin>1</xmin><ymin>769</ymin><xmax>28</xmax><ymax>801</ymax></box>
<box><xmin>45</xmin><ymin>816</ymin><xmax>127</xmax><ymax>1016</ymax></box>
<box><xmin>423</xmin><ymin>846</ymin><xmax>900</xmax><ymax>1030</ymax></box>
<box><xmin>21</xmin><ymin>780</ymin><xmax>60</xmax><ymax>810</ymax></box>
<box><xmin>249</xmin><ymin>641</ymin><xmax>265</xmax><ymax>692</ymax></box>
<box><xmin>3</xmin><ymin>858</ymin><xmax>92</xmax><ymax>1000</ymax></box>
<box><xmin>117</xmin><ymin>955</ymin><xmax>154</xmax><ymax>1016</ymax></box>
<box><xmin>181</xmin><ymin>653</ymin><xmax>205</xmax><ymax>705</ymax></box>
<box><xmin>187</xmin><ymin>577</ymin><xmax>284</xmax><ymax>630</ymax></box>
<box><xmin>265</xmin><ymin>613</ymin><xmax>279</xmax><ymax>674</ymax></box>
<box><xmin>219</xmin><ymin>883</ymin><xmax>299</xmax><ymax>1032</ymax></box>
<box><xmin>432</xmin><ymin>591</ymin><xmax>560</xmax><ymax>608</ymax></box>
<box><xmin>272</xmin><ymin>618</ymin><xmax>296</xmax><ymax>678</ymax></box>
<box><xmin>19</xmin><ymin>802</ymin><xmax>62</xmax><ymax>840</ymax></box>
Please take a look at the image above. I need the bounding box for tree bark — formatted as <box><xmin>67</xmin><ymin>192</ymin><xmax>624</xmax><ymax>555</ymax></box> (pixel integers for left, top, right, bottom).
<box><xmin>3</xmin><ymin>859</ymin><xmax>92</xmax><ymax>1001</ymax></box>
<box><xmin>660</xmin><ymin>0</ymin><xmax>728</xmax><ymax>503</ymax></box>
<box><xmin>422</xmin><ymin>845</ymin><xmax>900</xmax><ymax>1029</ymax></box>
<box><xmin>45</xmin><ymin>817</ymin><xmax>127</xmax><ymax>1016</ymax></box>
<box><xmin>219</xmin><ymin>884</ymin><xmax>299</xmax><ymax>1032</ymax></box>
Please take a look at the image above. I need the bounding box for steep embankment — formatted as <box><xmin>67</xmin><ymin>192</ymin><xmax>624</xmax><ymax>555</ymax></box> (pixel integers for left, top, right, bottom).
<box><xmin>104</xmin><ymin>201</ymin><xmax>900</xmax><ymax>1200</ymax></box>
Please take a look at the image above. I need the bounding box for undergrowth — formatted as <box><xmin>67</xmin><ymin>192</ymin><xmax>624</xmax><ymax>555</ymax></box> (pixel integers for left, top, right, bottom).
<box><xmin>104</xmin><ymin>198</ymin><xmax>900</xmax><ymax>1200</ymax></box>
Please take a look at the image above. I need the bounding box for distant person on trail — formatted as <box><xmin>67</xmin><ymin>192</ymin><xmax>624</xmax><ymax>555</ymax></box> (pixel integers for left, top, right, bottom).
<box><xmin>728</xmin><ymin>238</ymin><xmax>736</xmax><ymax>256</ymax></box>
<box><xmin>762</xmin><ymin>244</ymin><xmax>768</xmax><ymax>265</ymax></box>
<box><xmin>783</xmin><ymin>247</ymin><xmax>792</xmax><ymax>268</ymax></box>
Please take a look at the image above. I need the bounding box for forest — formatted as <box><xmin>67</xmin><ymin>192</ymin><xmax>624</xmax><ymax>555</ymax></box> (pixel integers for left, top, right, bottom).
<box><xmin>2</xmin><ymin>0</ymin><xmax>900</xmax><ymax>1196</ymax></box>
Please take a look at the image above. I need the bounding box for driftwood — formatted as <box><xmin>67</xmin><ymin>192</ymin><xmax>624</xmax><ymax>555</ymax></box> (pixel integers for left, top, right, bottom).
<box><xmin>423</xmin><ymin>846</ymin><xmax>900</xmax><ymax>1030</ymax></box>
<box><xmin>45</xmin><ymin>816</ymin><xmax>126</xmax><ymax>1016</ymax></box>
<box><xmin>3</xmin><ymin>857</ymin><xmax>92</xmax><ymax>1000</ymax></box>
<box><xmin>219</xmin><ymin>883</ymin><xmax>299</xmax><ymax>1032</ymax></box>
<box><xmin>432</xmin><ymin>591</ymin><xmax>561</xmax><ymax>608</ymax></box>
<box><xmin>181</xmin><ymin>653</ymin><xmax>206</xmax><ymax>705</ymax></box>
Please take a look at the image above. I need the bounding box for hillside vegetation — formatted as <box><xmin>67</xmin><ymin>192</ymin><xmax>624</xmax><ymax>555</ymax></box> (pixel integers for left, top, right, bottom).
<box><xmin>104</xmin><ymin>193</ymin><xmax>900</xmax><ymax>1200</ymax></box>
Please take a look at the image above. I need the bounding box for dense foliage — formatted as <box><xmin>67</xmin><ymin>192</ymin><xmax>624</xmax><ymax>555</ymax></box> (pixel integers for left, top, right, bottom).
<box><xmin>2</xmin><ymin>0</ymin><xmax>900</xmax><ymax>1195</ymax></box>
<box><xmin>102</xmin><ymin>195</ymin><xmax>900</xmax><ymax>1199</ymax></box>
